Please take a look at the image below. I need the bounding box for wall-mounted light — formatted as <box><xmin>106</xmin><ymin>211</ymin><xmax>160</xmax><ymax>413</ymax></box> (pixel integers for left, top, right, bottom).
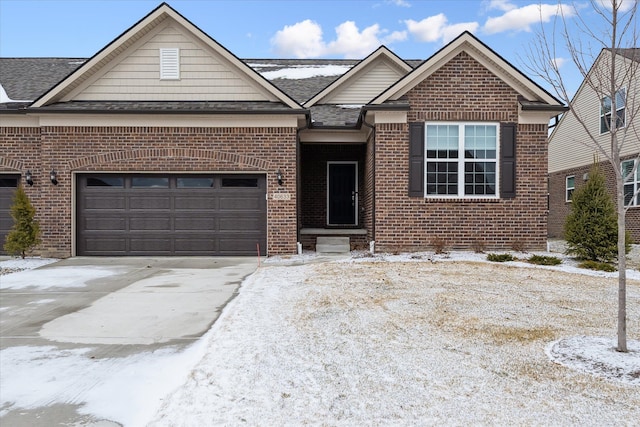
<box><xmin>276</xmin><ymin>169</ymin><xmax>283</xmax><ymax>186</ymax></box>
<box><xmin>25</xmin><ymin>170</ymin><xmax>33</xmax><ymax>186</ymax></box>
<box><xmin>50</xmin><ymin>169</ymin><xmax>58</xmax><ymax>185</ymax></box>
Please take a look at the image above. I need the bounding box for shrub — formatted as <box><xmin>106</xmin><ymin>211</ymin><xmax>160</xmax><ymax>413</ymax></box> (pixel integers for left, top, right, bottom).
<box><xmin>430</xmin><ymin>236</ymin><xmax>448</xmax><ymax>254</ymax></box>
<box><xmin>472</xmin><ymin>238</ymin><xmax>487</xmax><ymax>253</ymax></box>
<box><xmin>487</xmin><ymin>253</ymin><xmax>515</xmax><ymax>262</ymax></box>
<box><xmin>564</xmin><ymin>162</ymin><xmax>631</xmax><ymax>262</ymax></box>
<box><xmin>3</xmin><ymin>186</ymin><xmax>41</xmax><ymax>259</ymax></box>
<box><xmin>578</xmin><ymin>260</ymin><xmax>616</xmax><ymax>272</ymax></box>
<box><xmin>528</xmin><ymin>255</ymin><xmax>562</xmax><ymax>266</ymax></box>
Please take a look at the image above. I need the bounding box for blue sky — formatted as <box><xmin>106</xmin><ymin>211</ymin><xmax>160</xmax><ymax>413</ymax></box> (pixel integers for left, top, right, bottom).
<box><xmin>0</xmin><ymin>0</ymin><xmax>635</xmax><ymax>95</ymax></box>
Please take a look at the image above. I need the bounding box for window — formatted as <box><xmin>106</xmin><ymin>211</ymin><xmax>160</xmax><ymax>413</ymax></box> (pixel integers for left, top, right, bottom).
<box><xmin>160</xmin><ymin>48</ymin><xmax>180</xmax><ymax>80</ymax></box>
<box><xmin>622</xmin><ymin>159</ymin><xmax>640</xmax><ymax>206</ymax></box>
<box><xmin>425</xmin><ymin>123</ymin><xmax>498</xmax><ymax>197</ymax></box>
<box><xmin>131</xmin><ymin>177</ymin><xmax>169</xmax><ymax>188</ymax></box>
<box><xmin>87</xmin><ymin>177</ymin><xmax>124</xmax><ymax>187</ymax></box>
<box><xmin>221</xmin><ymin>178</ymin><xmax>259</xmax><ymax>188</ymax></box>
<box><xmin>177</xmin><ymin>177</ymin><xmax>214</xmax><ymax>188</ymax></box>
<box><xmin>600</xmin><ymin>88</ymin><xmax>626</xmax><ymax>134</ymax></box>
<box><xmin>566</xmin><ymin>175</ymin><xmax>575</xmax><ymax>202</ymax></box>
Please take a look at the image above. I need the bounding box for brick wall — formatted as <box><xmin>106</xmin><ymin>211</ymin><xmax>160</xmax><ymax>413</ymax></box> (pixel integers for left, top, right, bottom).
<box><xmin>2</xmin><ymin>125</ymin><xmax>297</xmax><ymax>257</ymax></box>
<box><xmin>373</xmin><ymin>52</ymin><xmax>549</xmax><ymax>252</ymax></box>
<box><xmin>548</xmin><ymin>155</ymin><xmax>640</xmax><ymax>242</ymax></box>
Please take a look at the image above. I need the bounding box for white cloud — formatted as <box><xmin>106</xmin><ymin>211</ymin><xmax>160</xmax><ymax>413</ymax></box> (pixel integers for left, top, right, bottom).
<box><xmin>271</xmin><ymin>20</ymin><xmax>325</xmax><ymax>58</ymax></box>
<box><xmin>271</xmin><ymin>19</ymin><xmax>406</xmax><ymax>58</ymax></box>
<box><xmin>483</xmin><ymin>3</ymin><xmax>577</xmax><ymax>34</ymax></box>
<box><xmin>485</xmin><ymin>0</ymin><xmax>517</xmax><ymax>12</ymax></box>
<box><xmin>596</xmin><ymin>0</ymin><xmax>636</xmax><ymax>12</ymax></box>
<box><xmin>405</xmin><ymin>14</ymin><xmax>479</xmax><ymax>44</ymax></box>
<box><xmin>387</xmin><ymin>0</ymin><xmax>411</xmax><ymax>7</ymax></box>
<box><xmin>551</xmin><ymin>57</ymin><xmax>567</xmax><ymax>69</ymax></box>
<box><xmin>326</xmin><ymin>21</ymin><xmax>384</xmax><ymax>57</ymax></box>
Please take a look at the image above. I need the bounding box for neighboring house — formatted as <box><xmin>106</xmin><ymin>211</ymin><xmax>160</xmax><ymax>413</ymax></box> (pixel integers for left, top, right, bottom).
<box><xmin>0</xmin><ymin>2</ymin><xmax>564</xmax><ymax>258</ymax></box>
<box><xmin>548</xmin><ymin>48</ymin><xmax>640</xmax><ymax>241</ymax></box>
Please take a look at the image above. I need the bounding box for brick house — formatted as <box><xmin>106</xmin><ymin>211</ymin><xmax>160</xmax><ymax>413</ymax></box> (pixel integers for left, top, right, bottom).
<box><xmin>548</xmin><ymin>48</ymin><xmax>640</xmax><ymax>241</ymax></box>
<box><xmin>1</xmin><ymin>3</ymin><xmax>564</xmax><ymax>258</ymax></box>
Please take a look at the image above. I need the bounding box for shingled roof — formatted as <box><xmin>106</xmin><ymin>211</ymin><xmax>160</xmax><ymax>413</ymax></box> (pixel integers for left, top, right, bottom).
<box><xmin>0</xmin><ymin>57</ymin><xmax>421</xmax><ymax>125</ymax></box>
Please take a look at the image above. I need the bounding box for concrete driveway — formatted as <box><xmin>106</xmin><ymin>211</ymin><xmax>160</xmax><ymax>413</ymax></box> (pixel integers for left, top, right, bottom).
<box><xmin>0</xmin><ymin>256</ymin><xmax>258</xmax><ymax>426</ymax></box>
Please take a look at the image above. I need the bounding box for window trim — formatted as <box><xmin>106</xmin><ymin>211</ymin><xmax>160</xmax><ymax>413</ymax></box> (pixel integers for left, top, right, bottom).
<box><xmin>565</xmin><ymin>175</ymin><xmax>575</xmax><ymax>202</ymax></box>
<box><xmin>622</xmin><ymin>159</ymin><xmax>640</xmax><ymax>207</ymax></box>
<box><xmin>600</xmin><ymin>88</ymin><xmax>626</xmax><ymax>134</ymax></box>
<box><xmin>424</xmin><ymin>122</ymin><xmax>500</xmax><ymax>199</ymax></box>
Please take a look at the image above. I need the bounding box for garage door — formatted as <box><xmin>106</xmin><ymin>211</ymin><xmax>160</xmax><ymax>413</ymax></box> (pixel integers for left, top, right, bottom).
<box><xmin>77</xmin><ymin>174</ymin><xmax>267</xmax><ymax>256</ymax></box>
<box><xmin>0</xmin><ymin>175</ymin><xmax>20</xmax><ymax>255</ymax></box>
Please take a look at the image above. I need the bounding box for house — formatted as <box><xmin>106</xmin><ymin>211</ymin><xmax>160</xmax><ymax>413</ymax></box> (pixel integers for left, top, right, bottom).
<box><xmin>548</xmin><ymin>48</ymin><xmax>640</xmax><ymax>241</ymax></box>
<box><xmin>0</xmin><ymin>2</ymin><xmax>565</xmax><ymax>258</ymax></box>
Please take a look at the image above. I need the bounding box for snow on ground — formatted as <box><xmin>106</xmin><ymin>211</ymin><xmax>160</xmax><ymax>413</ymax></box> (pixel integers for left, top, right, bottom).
<box><xmin>149</xmin><ymin>256</ymin><xmax>640</xmax><ymax>426</ymax></box>
<box><xmin>0</xmin><ymin>264</ymin><xmax>118</xmax><ymax>290</ymax></box>
<box><xmin>0</xmin><ymin>257</ymin><xmax>57</xmax><ymax>276</ymax></box>
<box><xmin>2</xmin><ymin>248</ymin><xmax>639</xmax><ymax>426</ymax></box>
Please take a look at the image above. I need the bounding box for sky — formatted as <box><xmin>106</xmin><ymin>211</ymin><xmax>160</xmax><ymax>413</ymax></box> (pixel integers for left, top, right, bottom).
<box><xmin>0</xmin><ymin>0</ymin><xmax>637</xmax><ymax>96</ymax></box>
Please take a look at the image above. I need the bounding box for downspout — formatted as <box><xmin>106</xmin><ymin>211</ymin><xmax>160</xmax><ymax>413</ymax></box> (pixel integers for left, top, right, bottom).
<box><xmin>296</xmin><ymin>115</ymin><xmax>311</xmax><ymax>254</ymax></box>
<box><xmin>361</xmin><ymin>116</ymin><xmax>376</xmax><ymax>252</ymax></box>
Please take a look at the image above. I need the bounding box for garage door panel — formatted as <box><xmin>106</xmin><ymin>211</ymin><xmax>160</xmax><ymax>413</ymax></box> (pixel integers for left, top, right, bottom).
<box><xmin>174</xmin><ymin>196</ymin><xmax>217</xmax><ymax>210</ymax></box>
<box><xmin>174</xmin><ymin>238</ymin><xmax>217</xmax><ymax>252</ymax></box>
<box><xmin>0</xmin><ymin>176</ymin><xmax>19</xmax><ymax>255</ymax></box>
<box><xmin>77</xmin><ymin>174</ymin><xmax>266</xmax><ymax>256</ymax></box>
<box><xmin>129</xmin><ymin>196</ymin><xmax>171</xmax><ymax>210</ymax></box>
<box><xmin>219</xmin><ymin>217</ymin><xmax>264</xmax><ymax>231</ymax></box>
<box><xmin>130</xmin><ymin>238</ymin><xmax>172</xmax><ymax>252</ymax></box>
<box><xmin>84</xmin><ymin>217</ymin><xmax>126</xmax><ymax>231</ymax></box>
<box><xmin>82</xmin><ymin>238</ymin><xmax>127</xmax><ymax>253</ymax></box>
<box><xmin>175</xmin><ymin>217</ymin><xmax>216</xmax><ymax>230</ymax></box>
<box><xmin>219</xmin><ymin>196</ymin><xmax>263</xmax><ymax>210</ymax></box>
<box><xmin>84</xmin><ymin>196</ymin><xmax>125</xmax><ymax>210</ymax></box>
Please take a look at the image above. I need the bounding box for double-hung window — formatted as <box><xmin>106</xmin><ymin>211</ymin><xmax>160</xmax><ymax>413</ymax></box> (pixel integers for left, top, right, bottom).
<box><xmin>425</xmin><ymin>123</ymin><xmax>498</xmax><ymax>198</ymax></box>
<box><xmin>600</xmin><ymin>88</ymin><xmax>626</xmax><ymax>134</ymax></box>
<box><xmin>622</xmin><ymin>159</ymin><xmax>640</xmax><ymax>206</ymax></box>
<box><xmin>566</xmin><ymin>175</ymin><xmax>575</xmax><ymax>202</ymax></box>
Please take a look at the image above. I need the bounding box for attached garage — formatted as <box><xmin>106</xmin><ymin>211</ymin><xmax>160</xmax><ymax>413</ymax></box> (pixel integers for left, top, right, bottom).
<box><xmin>76</xmin><ymin>174</ymin><xmax>267</xmax><ymax>256</ymax></box>
<box><xmin>0</xmin><ymin>175</ymin><xmax>20</xmax><ymax>254</ymax></box>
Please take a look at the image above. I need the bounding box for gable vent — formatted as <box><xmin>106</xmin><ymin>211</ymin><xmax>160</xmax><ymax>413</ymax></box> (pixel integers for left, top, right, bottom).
<box><xmin>160</xmin><ymin>48</ymin><xmax>180</xmax><ymax>80</ymax></box>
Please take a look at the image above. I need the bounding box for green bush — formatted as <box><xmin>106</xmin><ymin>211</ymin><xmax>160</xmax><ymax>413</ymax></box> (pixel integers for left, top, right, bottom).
<box><xmin>578</xmin><ymin>260</ymin><xmax>616</xmax><ymax>272</ymax></box>
<box><xmin>487</xmin><ymin>253</ymin><xmax>515</xmax><ymax>262</ymax></box>
<box><xmin>3</xmin><ymin>186</ymin><xmax>41</xmax><ymax>259</ymax></box>
<box><xmin>528</xmin><ymin>255</ymin><xmax>562</xmax><ymax>266</ymax></box>
<box><xmin>564</xmin><ymin>162</ymin><xmax>630</xmax><ymax>262</ymax></box>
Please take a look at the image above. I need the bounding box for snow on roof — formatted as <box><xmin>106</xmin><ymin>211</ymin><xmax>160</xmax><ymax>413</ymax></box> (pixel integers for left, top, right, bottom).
<box><xmin>259</xmin><ymin>64</ymin><xmax>352</xmax><ymax>80</ymax></box>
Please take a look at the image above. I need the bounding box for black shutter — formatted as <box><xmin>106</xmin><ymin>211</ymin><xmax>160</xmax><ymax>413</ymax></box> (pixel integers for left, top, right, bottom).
<box><xmin>409</xmin><ymin>122</ymin><xmax>425</xmax><ymax>197</ymax></box>
<box><xmin>500</xmin><ymin>122</ymin><xmax>517</xmax><ymax>199</ymax></box>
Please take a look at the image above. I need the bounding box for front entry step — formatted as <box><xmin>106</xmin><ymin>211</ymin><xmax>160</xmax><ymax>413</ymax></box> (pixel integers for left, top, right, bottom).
<box><xmin>316</xmin><ymin>236</ymin><xmax>350</xmax><ymax>254</ymax></box>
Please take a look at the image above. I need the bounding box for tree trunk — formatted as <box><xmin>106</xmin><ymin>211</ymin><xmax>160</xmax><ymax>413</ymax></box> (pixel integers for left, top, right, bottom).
<box><xmin>617</xmin><ymin>175</ymin><xmax>627</xmax><ymax>352</ymax></box>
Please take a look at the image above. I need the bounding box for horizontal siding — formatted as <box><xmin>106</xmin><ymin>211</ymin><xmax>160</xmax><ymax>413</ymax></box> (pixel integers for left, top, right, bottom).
<box><xmin>74</xmin><ymin>23</ymin><xmax>275</xmax><ymax>102</ymax></box>
<box><xmin>549</xmin><ymin>53</ymin><xmax>640</xmax><ymax>173</ymax></box>
<box><xmin>325</xmin><ymin>61</ymin><xmax>404</xmax><ymax>104</ymax></box>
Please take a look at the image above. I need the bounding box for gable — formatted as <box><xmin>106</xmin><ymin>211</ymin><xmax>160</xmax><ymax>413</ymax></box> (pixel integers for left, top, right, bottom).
<box><xmin>372</xmin><ymin>32</ymin><xmax>562</xmax><ymax>108</ymax></box>
<box><xmin>31</xmin><ymin>3</ymin><xmax>301</xmax><ymax>109</ymax></box>
<box><xmin>67</xmin><ymin>21</ymin><xmax>276</xmax><ymax>102</ymax></box>
<box><xmin>318</xmin><ymin>58</ymin><xmax>409</xmax><ymax>105</ymax></box>
<box><xmin>304</xmin><ymin>47</ymin><xmax>411</xmax><ymax>107</ymax></box>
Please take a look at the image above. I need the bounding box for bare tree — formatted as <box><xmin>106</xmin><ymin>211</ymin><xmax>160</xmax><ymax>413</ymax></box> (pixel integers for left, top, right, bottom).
<box><xmin>524</xmin><ymin>0</ymin><xmax>638</xmax><ymax>352</ymax></box>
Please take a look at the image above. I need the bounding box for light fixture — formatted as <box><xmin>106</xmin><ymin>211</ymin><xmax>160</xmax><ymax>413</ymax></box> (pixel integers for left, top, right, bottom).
<box><xmin>25</xmin><ymin>170</ymin><xmax>33</xmax><ymax>186</ymax></box>
<box><xmin>276</xmin><ymin>169</ymin><xmax>283</xmax><ymax>186</ymax></box>
<box><xmin>50</xmin><ymin>169</ymin><xmax>58</xmax><ymax>185</ymax></box>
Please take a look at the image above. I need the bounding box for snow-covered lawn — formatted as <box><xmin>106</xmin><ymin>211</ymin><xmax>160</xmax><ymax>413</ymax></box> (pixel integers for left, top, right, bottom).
<box><xmin>1</xmin><ymin>252</ymin><xmax>639</xmax><ymax>426</ymax></box>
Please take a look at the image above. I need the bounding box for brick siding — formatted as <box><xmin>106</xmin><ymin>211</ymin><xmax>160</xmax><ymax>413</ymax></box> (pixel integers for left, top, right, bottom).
<box><xmin>373</xmin><ymin>52</ymin><xmax>549</xmax><ymax>252</ymax></box>
<box><xmin>1</xmin><ymin>125</ymin><xmax>297</xmax><ymax>257</ymax></box>
<box><xmin>548</xmin><ymin>155</ymin><xmax>640</xmax><ymax>242</ymax></box>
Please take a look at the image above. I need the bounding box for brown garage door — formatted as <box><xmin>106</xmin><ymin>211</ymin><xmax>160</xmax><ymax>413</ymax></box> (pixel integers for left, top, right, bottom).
<box><xmin>77</xmin><ymin>174</ymin><xmax>266</xmax><ymax>256</ymax></box>
<box><xmin>0</xmin><ymin>175</ymin><xmax>20</xmax><ymax>255</ymax></box>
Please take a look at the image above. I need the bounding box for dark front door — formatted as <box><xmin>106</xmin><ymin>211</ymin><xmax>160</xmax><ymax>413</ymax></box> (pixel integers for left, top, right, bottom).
<box><xmin>328</xmin><ymin>162</ymin><xmax>357</xmax><ymax>225</ymax></box>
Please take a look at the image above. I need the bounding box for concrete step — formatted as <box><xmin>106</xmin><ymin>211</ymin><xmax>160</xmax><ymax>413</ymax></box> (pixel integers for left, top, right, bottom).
<box><xmin>316</xmin><ymin>236</ymin><xmax>350</xmax><ymax>254</ymax></box>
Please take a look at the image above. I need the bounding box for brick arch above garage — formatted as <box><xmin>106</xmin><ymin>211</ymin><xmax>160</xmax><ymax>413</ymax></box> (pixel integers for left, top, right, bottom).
<box><xmin>0</xmin><ymin>156</ymin><xmax>24</xmax><ymax>172</ymax></box>
<box><xmin>67</xmin><ymin>147</ymin><xmax>274</xmax><ymax>172</ymax></box>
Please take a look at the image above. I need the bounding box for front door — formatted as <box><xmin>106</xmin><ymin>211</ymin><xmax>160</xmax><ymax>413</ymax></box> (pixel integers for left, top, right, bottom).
<box><xmin>327</xmin><ymin>162</ymin><xmax>357</xmax><ymax>226</ymax></box>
